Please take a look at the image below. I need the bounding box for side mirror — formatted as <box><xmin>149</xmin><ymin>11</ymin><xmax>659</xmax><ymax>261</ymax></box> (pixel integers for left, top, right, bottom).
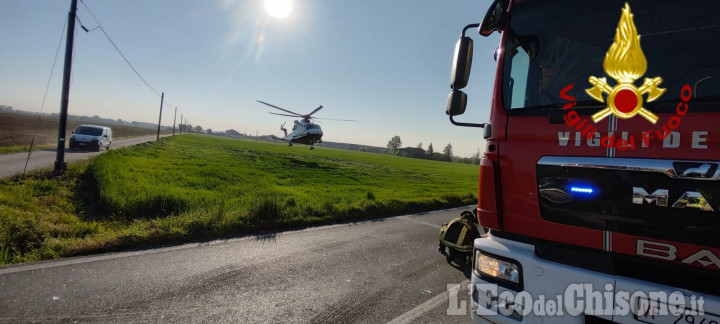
<box><xmin>479</xmin><ymin>0</ymin><xmax>509</xmax><ymax>37</ymax></box>
<box><xmin>444</xmin><ymin>23</ymin><xmax>488</xmax><ymax>130</ymax></box>
<box><xmin>450</xmin><ymin>37</ymin><xmax>473</xmax><ymax>90</ymax></box>
<box><xmin>446</xmin><ymin>90</ymin><xmax>467</xmax><ymax>116</ymax></box>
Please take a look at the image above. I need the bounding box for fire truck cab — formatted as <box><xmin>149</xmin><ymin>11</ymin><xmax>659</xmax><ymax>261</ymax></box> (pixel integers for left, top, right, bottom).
<box><xmin>446</xmin><ymin>0</ymin><xmax>720</xmax><ymax>322</ymax></box>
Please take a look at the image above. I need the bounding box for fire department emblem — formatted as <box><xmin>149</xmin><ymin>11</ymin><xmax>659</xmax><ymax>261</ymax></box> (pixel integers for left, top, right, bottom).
<box><xmin>586</xmin><ymin>3</ymin><xmax>665</xmax><ymax>124</ymax></box>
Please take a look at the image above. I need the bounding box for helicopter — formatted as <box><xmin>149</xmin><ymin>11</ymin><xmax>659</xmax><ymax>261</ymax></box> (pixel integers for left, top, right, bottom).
<box><xmin>257</xmin><ymin>100</ymin><xmax>355</xmax><ymax>149</ymax></box>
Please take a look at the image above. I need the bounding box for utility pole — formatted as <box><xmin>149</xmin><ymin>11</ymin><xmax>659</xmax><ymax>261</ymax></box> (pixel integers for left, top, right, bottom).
<box><xmin>180</xmin><ymin>113</ymin><xmax>183</xmax><ymax>134</ymax></box>
<box><xmin>156</xmin><ymin>92</ymin><xmax>164</xmax><ymax>141</ymax></box>
<box><xmin>53</xmin><ymin>0</ymin><xmax>78</xmax><ymax>176</ymax></box>
<box><xmin>173</xmin><ymin>107</ymin><xmax>177</xmax><ymax>136</ymax></box>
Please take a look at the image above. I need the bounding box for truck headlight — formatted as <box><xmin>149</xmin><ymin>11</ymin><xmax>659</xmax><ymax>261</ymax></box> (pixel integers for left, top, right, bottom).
<box><xmin>475</xmin><ymin>250</ymin><xmax>521</xmax><ymax>286</ymax></box>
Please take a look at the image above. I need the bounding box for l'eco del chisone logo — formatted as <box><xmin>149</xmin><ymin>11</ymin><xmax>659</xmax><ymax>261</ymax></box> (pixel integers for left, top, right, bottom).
<box><xmin>586</xmin><ymin>3</ymin><xmax>665</xmax><ymax>124</ymax></box>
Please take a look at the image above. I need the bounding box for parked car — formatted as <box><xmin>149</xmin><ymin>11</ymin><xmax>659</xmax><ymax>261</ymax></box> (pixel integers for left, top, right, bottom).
<box><xmin>69</xmin><ymin>125</ymin><xmax>112</xmax><ymax>151</ymax></box>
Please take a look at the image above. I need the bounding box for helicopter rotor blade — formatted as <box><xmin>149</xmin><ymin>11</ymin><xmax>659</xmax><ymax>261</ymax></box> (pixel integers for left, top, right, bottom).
<box><xmin>269</xmin><ymin>112</ymin><xmax>300</xmax><ymax>118</ymax></box>
<box><xmin>257</xmin><ymin>100</ymin><xmax>303</xmax><ymax>116</ymax></box>
<box><xmin>306</xmin><ymin>105</ymin><xmax>324</xmax><ymax>117</ymax></box>
<box><xmin>313</xmin><ymin>117</ymin><xmax>357</xmax><ymax>122</ymax></box>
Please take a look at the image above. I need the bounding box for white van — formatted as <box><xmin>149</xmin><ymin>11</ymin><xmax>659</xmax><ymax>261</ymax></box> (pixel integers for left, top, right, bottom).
<box><xmin>69</xmin><ymin>125</ymin><xmax>112</xmax><ymax>151</ymax></box>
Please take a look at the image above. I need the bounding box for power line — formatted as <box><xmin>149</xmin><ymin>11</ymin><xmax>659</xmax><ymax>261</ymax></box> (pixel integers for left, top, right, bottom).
<box><xmin>40</xmin><ymin>18</ymin><xmax>69</xmax><ymax>116</ymax></box>
<box><xmin>78</xmin><ymin>0</ymin><xmax>161</xmax><ymax>97</ymax></box>
<box><xmin>75</xmin><ymin>15</ymin><xmax>99</xmax><ymax>32</ymax></box>
<box><xmin>24</xmin><ymin>15</ymin><xmax>70</xmax><ymax>176</ymax></box>
<box><xmin>78</xmin><ymin>0</ymin><xmax>180</xmax><ymax>119</ymax></box>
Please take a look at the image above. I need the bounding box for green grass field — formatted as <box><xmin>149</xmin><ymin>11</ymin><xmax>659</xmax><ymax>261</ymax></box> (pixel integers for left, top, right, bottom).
<box><xmin>0</xmin><ymin>135</ymin><xmax>478</xmax><ymax>264</ymax></box>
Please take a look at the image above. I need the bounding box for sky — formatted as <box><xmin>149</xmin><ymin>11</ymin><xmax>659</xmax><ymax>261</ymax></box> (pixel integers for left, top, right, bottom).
<box><xmin>0</xmin><ymin>0</ymin><xmax>500</xmax><ymax>157</ymax></box>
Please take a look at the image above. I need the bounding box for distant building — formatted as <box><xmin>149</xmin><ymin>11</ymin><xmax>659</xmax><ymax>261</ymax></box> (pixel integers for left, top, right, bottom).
<box><xmin>398</xmin><ymin>147</ymin><xmax>426</xmax><ymax>158</ymax></box>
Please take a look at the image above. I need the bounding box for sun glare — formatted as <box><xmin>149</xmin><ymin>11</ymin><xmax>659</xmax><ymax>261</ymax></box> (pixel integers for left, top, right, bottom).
<box><xmin>264</xmin><ymin>0</ymin><xmax>293</xmax><ymax>18</ymax></box>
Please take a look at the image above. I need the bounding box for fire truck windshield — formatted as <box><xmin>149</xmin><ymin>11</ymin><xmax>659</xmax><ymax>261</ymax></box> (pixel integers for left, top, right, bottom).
<box><xmin>501</xmin><ymin>0</ymin><xmax>720</xmax><ymax>112</ymax></box>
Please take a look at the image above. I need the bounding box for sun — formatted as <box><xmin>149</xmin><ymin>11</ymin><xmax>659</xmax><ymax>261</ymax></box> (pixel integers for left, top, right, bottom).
<box><xmin>264</xmin><ymin>0</ymin><xmax>293</xmax><ymax>18</ymax></box>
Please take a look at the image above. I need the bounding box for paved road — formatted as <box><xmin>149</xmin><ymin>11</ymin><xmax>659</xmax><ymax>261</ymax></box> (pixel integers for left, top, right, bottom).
<box><xmin>0</xmin><ymin>135</ymin><xmax>166</xmax><ymax>178</ymax></box>
<box><xmin>0</xmin><ymin>208</ymin><xmax>475</xmax><ymax>323</ymax></box>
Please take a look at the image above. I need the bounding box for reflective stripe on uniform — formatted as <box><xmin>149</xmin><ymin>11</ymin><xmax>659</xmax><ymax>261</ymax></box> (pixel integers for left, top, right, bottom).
<box><xmin>457</xmin><ymin>226</ymin><xmax>467</xmax><ymax>246</ymax></box>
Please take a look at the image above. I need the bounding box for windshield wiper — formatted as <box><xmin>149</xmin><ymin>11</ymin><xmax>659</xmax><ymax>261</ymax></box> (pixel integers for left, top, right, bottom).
<box><xmin>650</xmin><ymin>96</ymin><xmax>720</xmax><ymax>104</ymax></box>
<box><xmin>686</xmin><ymin>96</ymin><xmax>720</xmax><ymax>103</ymax></box>
<box><xmin>520</xmin><ymin>103</ymin><xmax>564</xmax><ymax>110</ymax></box>
<box><xmin>573</xmin><ymin>101</ymin><xmax>606</xmax><ymax>108</ymax></box>
<box><xmin>520</xmin><ymin>101</ymin><xmax>605</xmax><ymax>110</ymax></box>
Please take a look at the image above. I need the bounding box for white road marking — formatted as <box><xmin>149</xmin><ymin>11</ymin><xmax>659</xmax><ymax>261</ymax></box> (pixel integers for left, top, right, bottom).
<box><xmin>397</xmin><ymin>215</ymin><xmax>442</xmax><ymax>229</ymax></box>
<box><xmin>387</xmin><ymin>279</ymin><xmax>471</xmax><ymax>324</ymax></box>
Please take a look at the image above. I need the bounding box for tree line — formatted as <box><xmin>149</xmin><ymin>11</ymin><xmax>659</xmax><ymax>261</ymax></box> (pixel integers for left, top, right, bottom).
<box><xmin>386</xmin><ymin>135</ymin><xmax>480</xmax><ymax>164</ymax></box>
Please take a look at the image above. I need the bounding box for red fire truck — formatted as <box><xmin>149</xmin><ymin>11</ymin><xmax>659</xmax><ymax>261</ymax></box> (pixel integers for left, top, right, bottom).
<box><xmin>446</xmin><ymin>0</ymin><xmax>720</xmax><ymax>322</ymax></box>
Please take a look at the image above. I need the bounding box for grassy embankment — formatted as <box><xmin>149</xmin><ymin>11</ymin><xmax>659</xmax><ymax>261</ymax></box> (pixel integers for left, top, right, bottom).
<box><xmin>0</xmin><ymin>111</ymin><xmax>170</xmax><ymax>154</ymax></box>
<box><xmin>0</xmin><ymin>135</ymin><xmax>478</xmax><ymax>264</ymax></box>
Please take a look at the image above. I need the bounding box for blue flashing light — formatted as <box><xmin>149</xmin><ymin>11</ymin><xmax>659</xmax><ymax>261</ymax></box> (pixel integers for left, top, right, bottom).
<box><xmin>570</xmin><ymin>186</ymin><xmax>594</xmax><ymax>194</ymax></box>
